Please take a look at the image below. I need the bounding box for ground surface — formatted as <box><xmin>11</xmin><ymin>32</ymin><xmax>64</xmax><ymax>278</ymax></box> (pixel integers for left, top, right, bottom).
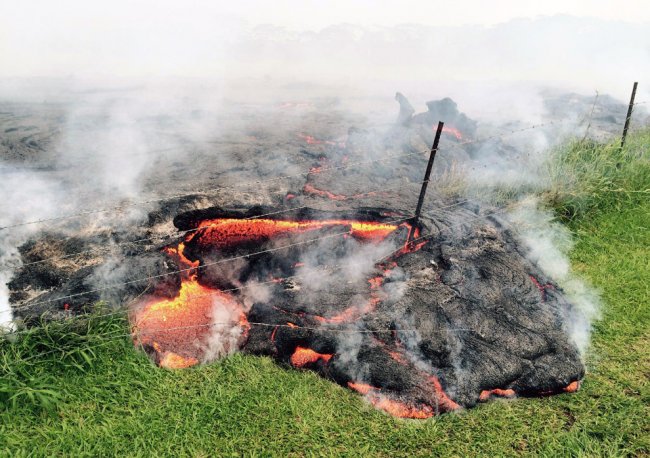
<box><xmin>1</xmin><ymin>195</ymin><xmax>647</xmax><ymax>457</ymax></box>
<box><xmin>1</xmin><ymin>96</ymin><xmax>648</xmax><ymax>456</ymax></box>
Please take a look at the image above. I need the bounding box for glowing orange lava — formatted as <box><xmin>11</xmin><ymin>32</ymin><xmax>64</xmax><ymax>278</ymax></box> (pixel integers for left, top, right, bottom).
<box><xmin>134</xmin><ymin>213</ymin><xmax>429</xmax><ymax>395</ymax></box>
<box><xmin>133</xmin><ymin>279</ymin><xmax>245</xmax><ymax>367</ymax></box>
<box><xmin>372</xmin><ymin>396</ymin><xmax>434</xmax><ymax>419</ymax></box>
<box><xmin>163</xmin><ymin>242</ymin><xmax>199</xmax><ymax>271</ymax></box>
<box><xmin>388</xmin><ymin>350</ymin><xmax>408</xmax><ymax>364</ymax></box>
<box><xmin>290</xmin><ymin>346</ymin><xmax>333</xmax><ymax>367</ymax></box>
<box><xmin>426</xmin><ymin>375</ymin><xmax>461</xmax><ymax>411</ymax></box>
<box><xmin>297</xmin><ymin>132</ymin><xmax>346</xmax><ymax>147</ymax></box>
<box><xmin>347</xmin><ymin>382</ymin><xmax>435</xmax><ymax>419</ymax></box>
<box><xmin>193</xmin><ymin>218</ymin><xmax>402</xmax><ymax>247</ymax></box>
<box><xmin>439</xmin><ymin>126</ymin><xmax>463</xmax><ymax>140</ymax></box>
<box><xmin>302</xmin><ymin>183</ymin><xmax>348</xmax><ymax>200</ymax></box>
<box><xmin>479</xmin><ymin>388</ymin><xmax>516</xmax><ymax>402</ymax></box>
<box><xmin>563</xmin><ymin>381</ymin><xmax>580</xmax><ymax>393</ymax></box>
<box><xmin>347</xmin><ymin>382</ymin><xmax>375</xmax><ymax>395</ymax></box>
<box><xmin>159</xmin><ymin>351</ymin><xmax>199</xmax><ymax>369</ymax></box>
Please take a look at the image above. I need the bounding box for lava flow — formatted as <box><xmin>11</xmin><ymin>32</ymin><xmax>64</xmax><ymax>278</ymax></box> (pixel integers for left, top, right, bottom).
<box><xmin>290</xmin><ymin>347</ymin><xmax>333</xmax><ymax>367</ymax></box>
<box><xmin>347</xmin><ymin>382</ymin><xmax>436</xmax><ymax>419</ymax></box>
<box><xmin>133</xmin><ymin>215</ymin><xmax>417</xmax><ymax>369</ymax></box>
<box><xmin>132</xmin><ymin>278</ymin><xmax>248</xmax><ymax>369</ymax></box>
<box><xmin>128</xmin><ymin>205</ymin><xmax>581</xmax><ymax>418</ymax></box>
<box><xmin>192</xmin><ymin>218</ymin><xmax>403</xmax><ymax>247</ymax></box>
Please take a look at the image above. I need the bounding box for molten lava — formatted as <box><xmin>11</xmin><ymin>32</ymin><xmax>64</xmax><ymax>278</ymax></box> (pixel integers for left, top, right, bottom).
<box><xmin>479</xmin><ymin>388</ymin><xmax>516</xmax><ymax>402</ymax></box>
<box><xmin>132</xmin><ymin>279</ymin><xmax>246</xmax><ymax>368</ymax></box>
<box><xmin>313</xmin><ymin>299</ymin><xmax>378</xmax><ymax>324</ymax></box>
<box><xmin>371</xmin><ymin>396</ymin><xmax>435</xmax><ymax>419</ymax></box>
<box><xmin>302</xmin><ymin>183</ymin><xmax>348</xmax><ymax>201</ymax></box>
<box><xmin>158</xmin><ymin>351</ymin><xmax>199</xmax><ymax>369</ymax></box>
<box><xmin>347</xmin><ymin>382</ymin><xmax>436</xmax><ymax>419</ymax></box>
<box><xmin>438</xmin><ymin>125</ymin><xmax>463</xmax><ymax>140</ymax></box>
<box><xmin>164</xmin><ymin>242</ymin><xmax>199</xmax><ymax>271</ymax></box>
<box><xmin>290</xmin><ymin>347</ymin><xmax>333</xmax><ymax>367</ymax></box>
<box><xmin>427</xmin><ymin>375</ymin><xmax>461</xmax><ymax>411</ymax></box>
<box><xmin>193</xmin><ymin>218</ymin><xmax>402</xmax><ymax>247</ymax></box>
<box><xmin>563</xmin><ymin>381</ymin><xmax>580</xmax><ymax>393</ymax></box>
<box><xmin>529</xmin><ymin>275</ymin><xmax>555</xmax><ymax>302</ymax></box>
<box><xmin>297</xmin><ymin>132</ymin><xmax>346</xmax><ymax>148</ymax></box>
<box><xmin>131</xmin><ymin>209</ymin><xmax>468</xmax><ymax>416</ymax></box>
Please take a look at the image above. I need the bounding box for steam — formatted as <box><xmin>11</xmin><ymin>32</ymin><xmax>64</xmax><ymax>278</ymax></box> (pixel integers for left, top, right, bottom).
<box><xmin>507</xmin><ymin>198</ymin><xmax>601</xmax><ymax>355</ymax></box>
<box><xmin>296</xmin><ymin>237</ymin><xmax>397</xmax><ymax>294</ymax></box>
<box><xmin>0</xmin><ymin>170</ymin><xmax>64</xmax><ymax>330</ymax></box>
<box><xmin>201</xmin><ymin>294</ymin><xmax>247</xmax><ymax>363</ymax></box>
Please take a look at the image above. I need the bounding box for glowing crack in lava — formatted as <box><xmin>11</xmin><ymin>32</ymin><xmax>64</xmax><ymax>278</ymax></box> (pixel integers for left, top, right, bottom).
<box><xmin>192</xmin><ymin>218</ymin><xmax>402</xmax><ymax>245</ymax></box>
<box><xmin>438</xmin><ymin>125</ymin><xmax>463</xmax><ymax>140</ymax></box>
<box><xmin>297</xmin><ymin>132</ymin><xmax>346</xmax><ymax>148</ymax></box>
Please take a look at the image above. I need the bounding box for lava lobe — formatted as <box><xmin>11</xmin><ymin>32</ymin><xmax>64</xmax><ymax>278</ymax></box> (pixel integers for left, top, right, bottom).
<box><xmin>130</xmin><ymin>206</ymin><xmax>584</xmax><ymax>418</ymax></box>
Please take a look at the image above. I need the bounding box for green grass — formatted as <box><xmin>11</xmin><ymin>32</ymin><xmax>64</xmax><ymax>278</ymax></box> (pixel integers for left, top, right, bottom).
<box><xmin>1</xmin><ymin>131</ymin><xmax>649</xmax><ymax>457</ymax></box>
<box><xmin>544</xmin><ymin>130</ymin><xmax>650</xmax><ymax>222</ymax></box>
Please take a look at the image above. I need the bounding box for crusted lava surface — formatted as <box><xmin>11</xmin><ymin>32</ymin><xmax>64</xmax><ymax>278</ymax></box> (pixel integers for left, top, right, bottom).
<box><xmin>127</xmin><ymin>204</ymin><xmax>583</xmax><ymax>417</ymax></box>
<box><xmin>4</xmin><ymin>94</ymin><xmax>591</xmax><ymax>418</ymax></box>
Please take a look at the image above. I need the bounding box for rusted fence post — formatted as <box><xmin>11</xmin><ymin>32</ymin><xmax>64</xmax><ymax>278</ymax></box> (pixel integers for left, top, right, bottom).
<box><xmin>621</xmin><ymin>81</ymin><xmax>638</xmax><ymax>149</ymax></box>
<box><xmin>409</xmin><ymin>121</ymin><xmax>444</xmax><ymax>242</ymax></box>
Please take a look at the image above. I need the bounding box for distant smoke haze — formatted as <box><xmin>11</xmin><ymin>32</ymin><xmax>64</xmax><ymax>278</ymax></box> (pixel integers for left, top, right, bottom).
<box><xmin>0</xmin><ymin>11</ymin><xmax>648</xmax><ymax>102</ymax></box>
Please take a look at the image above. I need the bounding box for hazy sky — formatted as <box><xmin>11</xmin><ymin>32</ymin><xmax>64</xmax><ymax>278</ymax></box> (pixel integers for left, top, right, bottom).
<box><xmin>3</xmin><ymin>0</ymin><xmax>649</xmax><ymax>33</ymax></box>
<box><xmin>215</xmin><ymin>0</ymin><xmax>650</xmax><ymax>28</ymax></box>
<box><xmin>0</xmin><ymin>0</ymin><xmax>648</xmax><ymax>98</ymax></box>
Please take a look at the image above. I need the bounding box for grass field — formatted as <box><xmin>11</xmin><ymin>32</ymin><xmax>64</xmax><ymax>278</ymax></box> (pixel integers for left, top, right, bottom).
<box><xmin>1</xmin><ymin>131</ymin><xmax>649</xmax><ymax>457</ymax></box>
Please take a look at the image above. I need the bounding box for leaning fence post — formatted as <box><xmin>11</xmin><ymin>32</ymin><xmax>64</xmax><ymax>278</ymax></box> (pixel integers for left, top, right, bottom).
<box><xmin>409</xmin><ymin>121</ymin><xmax>444</xmax><ymax>243</ymax></box>
<box><xmin>621</xmin><ymin>81</ymin><xmax>638</xmax><ymax>149</ymax></box>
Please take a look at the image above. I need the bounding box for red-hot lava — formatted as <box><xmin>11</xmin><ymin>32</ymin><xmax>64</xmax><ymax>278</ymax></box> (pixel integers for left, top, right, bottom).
<box><xmin>297</xmin><ymin>132</ymin><xmax>346</xmax><ymax>148</ymax></box>
<box><xmin>290</xmin><ymin>347</ymin><xmax>333</xmax><ymax>367</ymax></box>
<box><xmin>133</xmin><ymin>216</ymin><xmax>416</xmax><ymax>370</ymax></box>
<box><xmin>478</xmin><ymin>380</ymin><xmax>580</xmax><ymax>401</ymax></box>
<box><xmin>132</xmin><ymin>278</ymin><xmax>247</xmax><ymax>369</ymax></box>
<box><xmin>193</xmin><ymin>218</ymin><xmax>402</xmax><ymax>246</ymax></box>
<box><xmin>479</xmin><ymin>388</ymin><xmax>516</xmax><ymax>402</ymax></box>
<box><xmin>439</xmin><ymin>125</ymin><xmax>463</xmax><ymax>140</ymax></box>
<box><xmin>563</xmin><ymin>381</ymin><xmax>580</xmax><ymax>393</ymax></box>
<box><xmin>347</xmin><ymin>382</ymin><xmax>447</xmax><ymax>419</ymax></box>
<box><xmin>530</xmin><ymin>275</ymin><xmax>555</xmax><ymax>302</ymax></box>
<box><xmin>132</xmin><ymin>236</ymin><xmax>250</xmax><ymax>368</ymax></box>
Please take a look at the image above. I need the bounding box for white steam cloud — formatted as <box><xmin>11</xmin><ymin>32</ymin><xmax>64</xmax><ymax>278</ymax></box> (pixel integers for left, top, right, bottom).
<box><xmin>507</xmin><ymin>197</ymin><xmax>601</xmax><ymax>354</ymax></box>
